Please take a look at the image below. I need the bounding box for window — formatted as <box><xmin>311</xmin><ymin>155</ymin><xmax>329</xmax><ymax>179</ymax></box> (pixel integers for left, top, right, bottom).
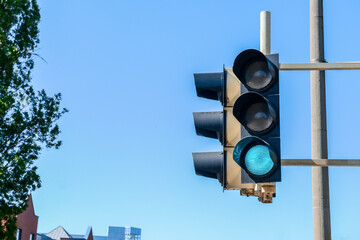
<box><xmin>16</xmin><ymin>229</ymin><xmax>22</xmax><ymax>240</ymax></box>
<box><xmin>29</xmin><ymin>234</ymin><xmax>35</xmax><ymax>240</ymax></box>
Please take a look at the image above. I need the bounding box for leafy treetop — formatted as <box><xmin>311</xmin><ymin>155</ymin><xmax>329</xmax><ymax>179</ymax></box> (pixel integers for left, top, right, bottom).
<box><xmin>0</xmin><ymin>1</ymin><xmax>67</xmax><ymax>239</ymax></box>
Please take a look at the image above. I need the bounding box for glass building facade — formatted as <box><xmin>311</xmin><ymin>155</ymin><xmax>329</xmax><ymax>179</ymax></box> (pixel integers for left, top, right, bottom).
<box><xmin>94</xmin><ymin>226</ymin><xmax>141</xmax><ymax>240</ymax></box>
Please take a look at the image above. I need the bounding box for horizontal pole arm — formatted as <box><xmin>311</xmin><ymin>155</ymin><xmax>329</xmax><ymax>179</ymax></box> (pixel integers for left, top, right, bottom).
<box><xmin>279</xmin><ymin>62</ymin><xmax>360</xmax><ymax>70</ymax></box>
<box><xmin>282</xmin><ymin>159</ymin><xmax>360</xmax><ymax>166</ymax></box>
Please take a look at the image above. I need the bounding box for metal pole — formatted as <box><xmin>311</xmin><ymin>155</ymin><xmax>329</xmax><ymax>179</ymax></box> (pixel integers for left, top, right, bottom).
<box><xmin>279</xmin><ymin>62</ymin><xmax>360</xmax><ymax>70</ymax></box>
<box><xmin>282</xmin><ymin>159</ymin><xmax>360</xmax><ymax>167</ymax></box>
<box><xmin>258</xmin><ymin>11</ymin><xmax>277</xmax><ymax>203</ymax></box>
<box><xmin>310</xmin><ymin>0</ymin><xmax>331</xmax><ymax>239</ymax></box>
<box><xmin>260</xmin><ymin>11</ymin><xmax>271</xmax><ymax>55</ymax></box>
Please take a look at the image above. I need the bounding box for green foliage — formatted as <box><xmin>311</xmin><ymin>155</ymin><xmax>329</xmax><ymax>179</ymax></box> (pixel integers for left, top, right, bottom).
<box><xmin>0</xmin><ymin>1</ymin><xmax>67</xmax><ymax>239</ymax></box>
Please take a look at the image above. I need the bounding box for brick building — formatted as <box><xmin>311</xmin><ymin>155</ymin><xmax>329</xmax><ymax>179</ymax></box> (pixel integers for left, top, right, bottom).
<box><xmin>16</xmin><ymin>194</ymin><xmax>39</xmax><ymax>240</ymax></box>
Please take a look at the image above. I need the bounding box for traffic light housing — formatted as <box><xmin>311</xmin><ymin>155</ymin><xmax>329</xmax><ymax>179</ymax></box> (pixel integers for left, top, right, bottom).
<box><xmin>192</xmin><ymin>69</ymin><xmax>248</xmax><ymax>190</ymax></box>
<box><xmin>232</xmin><ymin>49</ymin><xmax>281</xmax><ymax>183</ymax></box>
<box><xmin>192</xmin><ymin>49</ymin><xmax>280</xmax><ymax>202</ymax></box>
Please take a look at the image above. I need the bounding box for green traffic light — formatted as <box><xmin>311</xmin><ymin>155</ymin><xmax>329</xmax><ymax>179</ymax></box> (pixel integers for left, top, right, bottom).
<box><xmin>244</xmin><ymin>145</ymin><xmax>274</xmax><ymax>176</ymax></box>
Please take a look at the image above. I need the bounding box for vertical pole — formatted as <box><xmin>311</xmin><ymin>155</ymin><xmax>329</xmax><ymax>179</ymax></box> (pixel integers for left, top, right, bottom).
<box><xmin>310</xmin><ymin>0</ymin><xmax>331</xmax><ymax>239</ymax></box>
<box><xmin>260</xmin><ymin>11</ymin><xmax>271</xmax><ymax>55</ymax></box>
<box><xmin>258</xmin><ymin>11</ymin><xmax>276</xmax><ymax>203</ymax></box>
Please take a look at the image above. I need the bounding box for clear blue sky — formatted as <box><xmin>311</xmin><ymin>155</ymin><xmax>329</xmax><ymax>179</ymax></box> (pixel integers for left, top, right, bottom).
<box><xmin>32</xmin><ymin>0</ymin><xmax>360</xmax><ymax>239</ymax></box>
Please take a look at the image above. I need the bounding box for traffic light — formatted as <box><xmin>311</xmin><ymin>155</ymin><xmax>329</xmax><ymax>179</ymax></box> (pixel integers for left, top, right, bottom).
<box><xmin>232</xmin><ymin>49</ymin><xmax>281</xmax><ymax>183</ymax></box>
<box><xmin>192</xmin><ymin>69</ymin><xmax>252</xmax><ymax>190</ymax></box>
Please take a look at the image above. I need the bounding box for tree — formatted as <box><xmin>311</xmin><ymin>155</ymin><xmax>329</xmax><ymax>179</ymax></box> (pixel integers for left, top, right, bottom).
<box><xmin>0</xmin><ymin>1</ymin><xmax>67</xmax><ymax>239</ymax></box>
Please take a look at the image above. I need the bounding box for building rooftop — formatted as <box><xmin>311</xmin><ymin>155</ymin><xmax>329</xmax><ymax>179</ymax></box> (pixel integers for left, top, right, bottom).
<box><xmin>46</xmin><ymin>226</ymin><xmax>72</xmax><ymax>240</ymax></box>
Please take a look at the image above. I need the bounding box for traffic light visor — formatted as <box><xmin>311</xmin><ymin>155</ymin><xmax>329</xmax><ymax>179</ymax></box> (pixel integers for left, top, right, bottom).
<box><xmin>192</xmin><ymin>152</ymin><xmax>225</xmax><ymax>186</ymax></box>
<box><xmin>233</xmin><ymin>137</ymin><xmax>278</xmax><ymax>178</ymax></box>
<box><xmin>233</xmin><ymin>92</ymin><xmax>277</xmax><ymax>135</ymax></box>
<box><xmin>193</xmin><ymin>112</ymin><xmax>224</xmax><ymax>144</ymax></box>
<box><xmin>194</xmin><ymin>72</ymin><xmax>224</xmax><ymax>104</ymax></box>
<box><xmin>233</xmin><ymin>49</ymin><xmax>276</xmax><ymax>92</ymax></box>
